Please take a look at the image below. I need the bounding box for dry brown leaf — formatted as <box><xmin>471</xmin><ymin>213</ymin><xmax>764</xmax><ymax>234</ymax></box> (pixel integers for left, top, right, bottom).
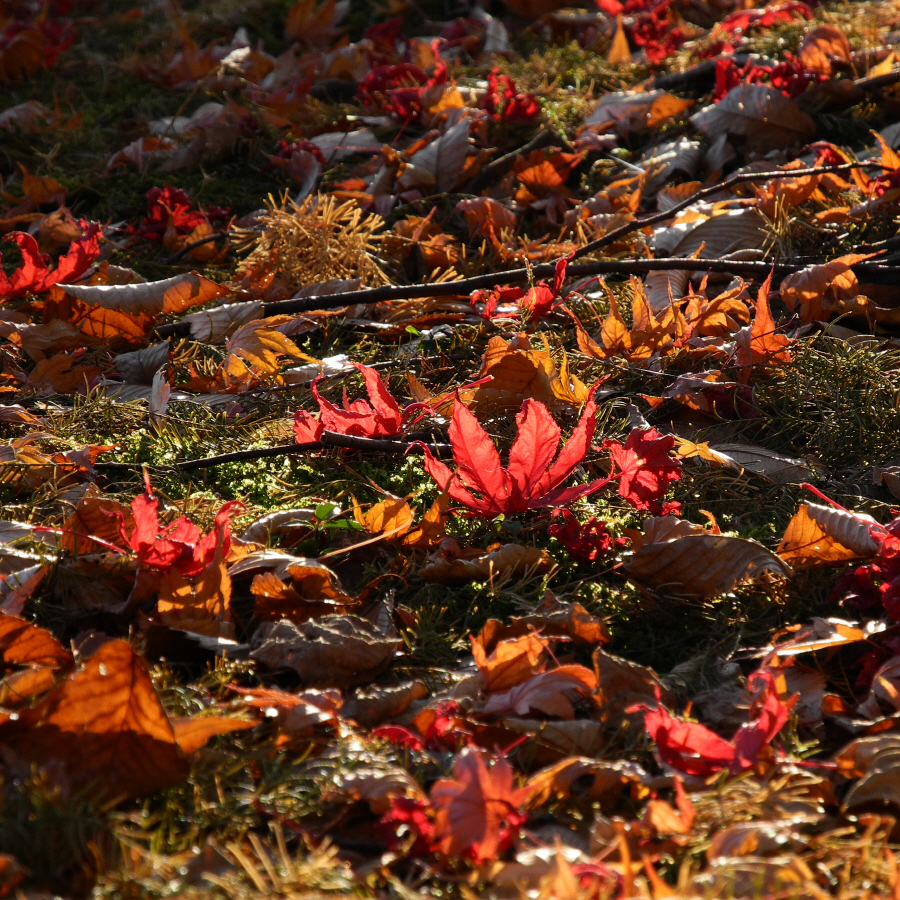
<box><xmin>461</xmin><ymin>334</ymin><xmax>588</xmax><ymax>415</ymax></box>
<box><xmin>778</xmin><ymin>503</ymin><xmax>878</xmax><ymax>569</ymax></box>
<box><xmin>758</xmin><ymin>617</ymin><xmax>882</xmax><ymax>658</ymax></box>
<box><xmin>522</xmin><ymin>756</ymin><xmax>653</xmax><ymax>808</ymax></box>
<box><xmin>500</xmin><ymin>718</ymin><xmax>608</xmax><ymax>763</ymax></box>
<box><xmin>250</xmin><ymin>615</ymin><xmax>400</xmax><ymax>687</ymax></box>
<box><xmin>0</xmin><ymin>640</ymin><xmax>188</xmax><ymax>801</ymax></box>
<box><xmin>0</xmin><ymin>612</ymin><xmax>72</xmax><ymax>670</ymax></box>
<box><xmin>419</xmin><ymin>542</ymin><xmax>555</xmax><ymax>586</ymax></box>
<box><xmin>472</xmin><ymin>632</ymin><xmax>548</xmax><ymax>693</ymax></box>
<box><xmin>170</xmin><ymin>715</ymin><xmax>255</xmax><ymax>755</ymax></box>
<box><xmin>607</xmin><ymin>15</ymin><xmax>631</xmax><ymax>65</ymax></box>
<box><xmin>593</xmin><ymin>648</ymin><xmax>674</xmax><ymax>725</ymax></box>
<box><xmin>477</xmin><ymin>601</ymin><xmax>610</xmax><ymax>654</ymax></box>
<box><xmin>61</xmin><ymin>486</ymin><xmax>132</xmax><ymax>555</ymax></box>
<box><xmin>249</xmin><ymin>561</ymin><xmax>350</xmax><ymax>623</ymax></box>
<box><xmin>402</xmin><ymin>490</ymin><xmax>450</xmax><ymax>549</ymax></box>
<box><xmin>352</xmin><ymin>495</ymin><xmax>414</xmax><ymax>541</ymax></box>
<box><xmin>691</xmin><ymin>84</ymin><xmax>815</xmax><ymax>153</ymax></box>
<box><xmin>478</xmin><ymin>665</ymin><xmax>597</xmax><ymax>719</ymax></box>
<box><xmin>799</xmin><ymin>24</ymin><xmax>851</xmax><ymax>75</ymax></box>
<box><xmin>625</xmin><ymin>533</ymin><xmax>793</xmax><ymax>598</ymax></box>
<box><xmin>59</xmin><ymin>272</ymin><xmax>227</xmax><ymax>317</ymax></box>
<box><xmin>779</xmin><ymin>255</ymin><xmax>869</xmax><ymax>323</ymax></box>
<box><xmin>225</xmin><ymin>315</ymin><xmax>314</xmax><ymax>376</ymax></box>
<box><xmin>342</xmin><ymin>681</ymin><xmax>429</xmax><ymax>729</ymax></box>
<box><xmin>838</xmin><ymin>736</ymin><xmax>900</xmax><ymax>811</ymax></box>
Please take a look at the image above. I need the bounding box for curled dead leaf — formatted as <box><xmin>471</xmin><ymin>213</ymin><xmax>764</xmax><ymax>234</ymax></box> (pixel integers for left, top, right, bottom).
<box><xmin>778</xmin><ymin>503</ymin><xmax>878</xmax><ymax>569</ymax></box>
<box><xmin>625</xmin><ymin>533</ymin><xmax>793</xmax><ymax>598</ymax></box>
<box><xmin>250</xmin><ymin>615</ymin><xmax>400</xmax><ymax>687</ymax></box>
<box><xmin>420</xmin><ymin>542</ymin><xmax>554</xmax><ymax>586</ymax></box>
<box><xmin>59</xmin><ymin>272</ymin><xmax>226</xmax><ymax>317</ymax></box>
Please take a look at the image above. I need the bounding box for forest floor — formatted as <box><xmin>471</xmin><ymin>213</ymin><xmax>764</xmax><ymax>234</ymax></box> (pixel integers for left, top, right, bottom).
<box><xmin>5</xmin><ymin>0</ymin><xmax>900</xmax><ymax>897</ymax></box>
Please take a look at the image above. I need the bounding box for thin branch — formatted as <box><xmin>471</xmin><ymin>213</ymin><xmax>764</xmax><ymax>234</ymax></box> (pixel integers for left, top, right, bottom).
<box><xmin>570</xmin><ymin>162</ymin><xmax>887</xmax><ymax>261</ymax></box>
<box><xmin>153</xmin><ymin>161</ymin><xmax>890</xmax><ymax>339</ymax></box>
<box><xmin>166</xmin><ymin>231</ymin><xmax>228</xmax><ymax>264</ymax></box>
<box><xmin>93</xmin><ymin>432</ymin><xmax>454</xmax><ymax>474</ymax></box>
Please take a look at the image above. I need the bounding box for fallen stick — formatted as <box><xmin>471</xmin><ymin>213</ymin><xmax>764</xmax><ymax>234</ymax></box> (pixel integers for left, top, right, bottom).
<box><xmin>93</xmin><ymin>432</ymin><xmax>454</xmax><ymax>473</ymax></box>
<box><xmin>153</xmin><ymin>162</ymin><xmax>888</xmax><ymax>339</ymax></box>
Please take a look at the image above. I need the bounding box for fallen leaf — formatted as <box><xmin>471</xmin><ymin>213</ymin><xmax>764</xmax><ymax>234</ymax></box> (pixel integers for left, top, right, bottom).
<box><xmin>691</xmin><ymin>84</ymin><xmax>815</xmax><ymax>153</ymax></box>
<box><xmin>419</xmin><ymin>542</ymin><xmax>555</xmax><ymax>585</ymax></box>
<box><xmin>431</xmin><ymin>748</ymin><xmax>528</xmax><ymax>862</ymax></box>
<box><xmin>0</xmin><ymin>640</ymin><xmax>188</xmax><ymax>802</ymax></box>
<box><xmin>59</xmin><ymin>272</ymin><xmax>227</xmax><ymax>317</ymax></box>
<box><xmin>778</xmin><ymin>503</ymin><xmax>879</xmax><ymax>569</ymax></box>
<box><xmin>250</xmin><ymin>615</ymin><xmax>399</xmax><ymax>687</ymax></box>
<box><xmin>625</xmin><ymin>532</ymin><xmax>793</xmax><ymax>598</ymax></box>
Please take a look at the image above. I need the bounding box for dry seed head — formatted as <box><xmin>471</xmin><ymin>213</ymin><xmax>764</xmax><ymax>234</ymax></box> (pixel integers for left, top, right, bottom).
<box><xmin>239</xmin><ymin>192</ymin><xmax>387</xmax><ymax>289</ymax></box>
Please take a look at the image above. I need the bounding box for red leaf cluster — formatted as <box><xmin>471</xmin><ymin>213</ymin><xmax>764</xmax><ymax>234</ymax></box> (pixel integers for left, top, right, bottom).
<box><xmin>0</xmin><ymin>225</ymin><xmax>100</xmax><ymax>299</ymax></box>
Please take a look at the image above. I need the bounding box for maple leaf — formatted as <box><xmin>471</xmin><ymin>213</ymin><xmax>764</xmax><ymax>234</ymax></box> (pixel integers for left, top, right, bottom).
<box><xmin>732</xmin><ymin>272</ymin><xmax>792</xmax><ymax>375</ymax></box>
<box><xmin>295</xmin><ymin>362</ymin><xmax>425</xmax><ymax>441</ymax></box>
<box><xmin>471</xmin><ymin>254</ymin><xmax>573</xmax><ymax>323</ymax></box>
<box><xmin>603</xmin><ymin>427</ymin><xmax>683</xmax><ymax>511</ymax></box>
<box><xmin>634</xmin><ymin>672</ymin><xmax>795</xmax><ymax>777</ymax></box>
<box><xmin>430</xmin><ymin>748</ymin><xmax>529</xmax><ymax>862</ymax></box>
<box><xmin>548</xmin><ymin>509</ymin><xmax>620</xmax><ymax>563</ymax></box>
<box><xmin>416</xmin><ymin>392</ymin><xmax>609</xmax><ymax>517</ymax></box>
<box><xmin>0</xmin><ymin>225</ymin><xmax>100</xmax><ymax>299</ymax></box>
<box><xmin>117</xmin><ymin>474</ymin><xmax>241</xmax><ymax>577</ymax></box>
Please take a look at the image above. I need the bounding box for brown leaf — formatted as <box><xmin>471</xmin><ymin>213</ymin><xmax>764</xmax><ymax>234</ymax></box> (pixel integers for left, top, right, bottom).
<box><xmin>607</xmin><ymin>15</ymin><xmax>631</xmax><ymax>65</ymax></box>
<box><xmin>402</xmin><ymin>490</ymin><xmax>450</xmax><ymax>549</ymax></box>
<box><xmin>250</xmin><ymin>615</ymin><xmax>400</xmax><ymax>687</ymax></box>
<box><xmin>593</xmin><ymin>648</ymin><xmax>674</xmax><ymax>725</ymax></box>
<box><xmin>61</xmin><ymin>486</ymin><xmax>132</xmax><ymax>555</ymax></box>
<box><xmin>471</xmin><ymin>632</ymin><xmax>548</xmax><ymax>693</ymax></box>
<box><xmin>250</xmin><ymin>570</ymin><xmax>348</xmax><ymax>623</ymax></box>
<box><xmin>838</xmin><ymin>735</ymin><xmax>900</xmax><ymax>811</ymax></box>
<box><xmin>691</xmin><ymin>84</ymin><xmax>815</xmax><ymax>153</ymax></box>
<box><xmin>499</xmin><ymin>718</ymin><xmax>608</xmax><ymax>763</ymax></box>
<box><xmin>522</xmin><ymin>756</ymin><xmax>653</xmax><ymax>808</ymax></box>
<box><xmin>0</xmin><ymin>640</ymin><xmax>188</xmax><ymax>801</ymax></box>
<box><xmin>431</xmin><ymin>748</ymin><xmax>529</xmax><ymax>862</ymax></box>
<box><xmin>225</xmin><ymin>315</ymin><xmax>314</xmax><ymax>376</ymax></box>
<box><xmin>799</xmin><ymin>24</ymin><xmax>851</xmax><ymax>75</ymax></box>
<box><xmin>58</xmin><ymin>272</ymin><xmax>227</xmax><ymax>317</ymax></box>
<box><xmin>419</xmin><ymin>542</ymin><xmax>555</xmax><ymax>586</ymax></box>
<box><xmin>477</xmin><ymin>600</ymin><xmax>610</xmax><ymax>654</ymax></box>
<box><xmin>778</xmin><ymin>503</ymin><xmax>878</xmax><ymax>569</ymax></box>
<box><xmin>478</xmin><ymin>665</ymin><xmax>597</xmax><ymax>719</ymax></box>
<box><xmin>779</xmin><ymin>255</ymin><xmax>868</xmax><ymax>323</ymax></box>
<box><xmin>352</xmin><ymin>495</ymin><xmax>414</xmax><ymax>540</ymax></box>
<box><xmin>0</xmin><ymin>612</ymin><xmax>72</xmax><ymax>670</ymax></box>
<box><xmin>342</xmin><ymin>681</ymin><xmax>429</xmax><ymax>729</ymax></box>
<box><xmin>170</xmin><ymin>715</ymin><xmax>255</xmax><ymax>755</ymax></box>
<box><xmin>625</xmin><ymin>533</ymin><xmax>793</xmax><ymax>598</ymax></box>
<box><xmin>757</xmin><ymin>617</ymin><xmax>882</xmax><ymax>658</ymax></box>
<box><xmin>461</xmin><ymin>334</ymin><xmax>588</xmax><ymax>415</ymax></box>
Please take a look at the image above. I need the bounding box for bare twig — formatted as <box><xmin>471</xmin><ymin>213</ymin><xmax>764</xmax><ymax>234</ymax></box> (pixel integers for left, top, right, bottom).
<box><xmin>165</xmin><ymin>231</ymin><xmax>228</xmax><ymax>264</ymax></box>
<box><xmin>93</xmin><ymin>432</ymin><xmax>453</xmax><ymax>473</ymax></box>
<box><xmin>152</xmin><ymin>162</ymin><xmax>890</xmax><ymax>340</ymax></box>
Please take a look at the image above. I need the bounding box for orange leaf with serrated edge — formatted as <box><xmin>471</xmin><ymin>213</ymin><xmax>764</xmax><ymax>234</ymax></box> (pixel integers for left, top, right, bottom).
<box><xmin>170</xmin><ymin>715</ymin><xmax>255</xmax><ymax>755</ymax></box>
<box><xmin>430</xmin><ymin>748</ymin><xmax>529</xmax><ymax>862</ymax></box>
<box><xmin>778</xmin><ymin>503</ymin><xmax>878</xmax><ymax>569</ymax></box>
<box><xmin>0</xmin><ymin>613</ymin><xmax>72</xmax><ymax>670</ymax></box>
<box><xmin>0</xmin><ymin>640</ymin><xmax>188</xmax><ymax>801</ymax></box>
<box><xmin>471</xmin><ymin>632</ymin><xmax>548</xmax><ymax>693</ymax></box>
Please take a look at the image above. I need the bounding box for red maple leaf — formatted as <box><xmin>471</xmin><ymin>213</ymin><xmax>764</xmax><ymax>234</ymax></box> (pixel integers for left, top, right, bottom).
<box><xmin>294</xmin><ymin>363</ymin><xmax>425</xmax><ymax>442</ymax></box>
<box><xmin>634</xmin><ymin>672</ymin><xmax>795</xmax><ymax>777</ymax></box>
<box><xmin>472</xmin><ymin>254</ymin><xmax>572</xmax><ymax>323</ymax></box>
<box><xmin>548</xmin><ymin>509</ymin><xmax>621</xmax><ymax>563</ymax></box>
<box><xmin>481</xmin><ymin>69</ymin><xmax>539</xmax><ymax>123</ymax></box>
<box><xmin>0</xmin><ymin>225</ymin><xmax>101</xmax><ymax>299</ymax></box>
<box><xmin>416</xmin><ymin>392</ymin><xmax>610</xmax><ymax>517</ymax></box>
<box><xmin>604</xmin><ymin>427</ymin><xmax>682</xmax><ymax>511</ymax></box>
<box><xmin>132</xmin><ymin>186</ymin><xmax>229</xmax><ymax>244</ymax></box>
<box><xmin>430</xmin><ymin>748</ymin><xmax>528</xmax><ymax>862</ymax></box>
<box><xmin>117</xmin><ymin>474</ymin><xmax>242</xmax><ymax>576</ymax></box>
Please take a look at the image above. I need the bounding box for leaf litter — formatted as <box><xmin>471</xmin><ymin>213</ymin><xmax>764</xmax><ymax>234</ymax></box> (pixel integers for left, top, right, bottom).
<box><xmin>7</xmin><ymin>0</ymin><xmax>900</xmax><ymax>896</ymax></box>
